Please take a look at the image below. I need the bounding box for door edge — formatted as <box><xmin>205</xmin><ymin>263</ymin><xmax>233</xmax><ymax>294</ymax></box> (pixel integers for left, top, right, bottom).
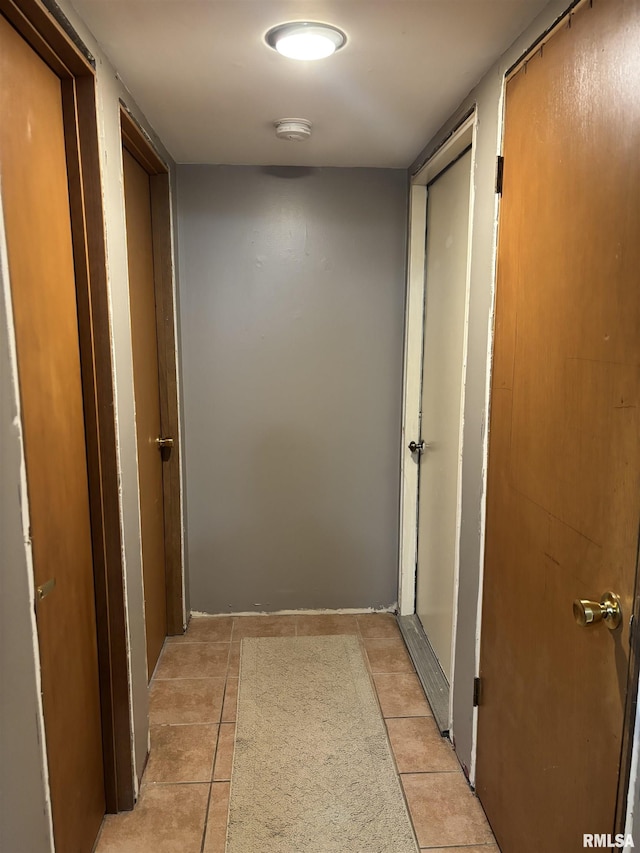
<box><xmin>2</xmin><ymin>0</ymin><xmax>136</xmax><ymax>813</ymax></box>
<box><xmin>119</xmin><ymin>105</ymin><xmax>186</xmax><ymax>637</ymax></box>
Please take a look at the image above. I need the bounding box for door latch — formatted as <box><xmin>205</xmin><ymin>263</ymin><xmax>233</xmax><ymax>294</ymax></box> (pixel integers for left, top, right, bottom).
<box><xmin>36</xmin><ymin>578</ymin><xmax>56</xmax><ymax>602</ymax></box>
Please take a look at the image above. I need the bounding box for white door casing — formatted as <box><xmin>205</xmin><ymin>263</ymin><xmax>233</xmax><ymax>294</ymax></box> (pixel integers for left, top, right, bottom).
<box><xmin>398</xmin><ymin>114</ymin><xmax>475</xmax><ymax>714</ymax></box>
<box><xmin>415</xmin><ymin>147</ymin><xmax>473</xmax><ymax>683</ymax></box>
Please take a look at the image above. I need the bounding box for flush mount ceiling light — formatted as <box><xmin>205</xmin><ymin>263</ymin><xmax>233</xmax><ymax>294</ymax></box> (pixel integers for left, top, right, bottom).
<box><xmin>265</xmin><ymin>22</ymin><xmax>347</xmax><ymax>61</ymax></box>
<box><xmin>274</xmin><ymin>118</ymin><xmax>312</xmax><ymax>141</ymax></box>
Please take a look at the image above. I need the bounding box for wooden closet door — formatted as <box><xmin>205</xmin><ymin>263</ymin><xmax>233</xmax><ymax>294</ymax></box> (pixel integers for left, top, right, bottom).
<box><xmin>477</xmin><ymin>1</ymin><xmax>640</xmax><ymax>850</ymax></box>
<box><xmin>0</xmin><ymin>14</ymin><xmax>105</xmax><ymax>852</ymax></box>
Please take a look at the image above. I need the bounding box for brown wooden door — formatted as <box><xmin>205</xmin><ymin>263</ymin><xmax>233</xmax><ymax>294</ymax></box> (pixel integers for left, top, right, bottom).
<box><xmin>0</xmin><ymin>14</ymin><xmax>105</xmax><ymax>853</ymax></box>
<box><xmin>477</xmin><ymin>1</ymin><xmax>640</xmax><ymax>850</ymax></box>
<box><xmin>123</xmin><ymin>147</ymin><xmax>168</xmax><ymax>678</ymax></box>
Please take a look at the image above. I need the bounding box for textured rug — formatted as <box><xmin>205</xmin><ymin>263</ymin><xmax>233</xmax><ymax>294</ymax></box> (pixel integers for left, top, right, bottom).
<box><xmin>227</xmin><ymin>635</ymin><xmax>419</xmax><ymax>853</ymax></box>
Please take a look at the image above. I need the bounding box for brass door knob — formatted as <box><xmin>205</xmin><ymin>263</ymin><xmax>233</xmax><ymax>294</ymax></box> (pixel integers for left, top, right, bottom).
<box><xmin>573</xmin><ymin>591</ymin><xmax>622</xmax><ymax>630</ymax></box>
<box><xmin>156</xmin><ymin>436</ymin><xmax>174</xmax><ymax>450</ymax></box>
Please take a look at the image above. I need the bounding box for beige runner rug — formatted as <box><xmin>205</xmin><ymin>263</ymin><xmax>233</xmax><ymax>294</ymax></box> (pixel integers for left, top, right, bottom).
<box><xmin>226</xmin><ymin>635</ymin><xmax>419</xmax><ymax>852</ymax></box>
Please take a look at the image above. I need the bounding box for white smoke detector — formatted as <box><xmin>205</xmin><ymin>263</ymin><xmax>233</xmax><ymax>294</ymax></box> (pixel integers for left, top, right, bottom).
<box><xmin>274</xmin><ymin>118</ymin><xmax>312</xmax><ymax>142</ymax></box>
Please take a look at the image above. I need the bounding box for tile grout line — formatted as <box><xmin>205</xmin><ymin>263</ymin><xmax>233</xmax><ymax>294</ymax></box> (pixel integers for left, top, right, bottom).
<box><xmin>144</xmin><ymin>779</ymin><xmax>216</xmax><ymax>787</ymax></box>
<box><xmin>419</xmin><ymin>845</ymin><xmax>497</xmax><ymax>850</ymax></box>
<box><xmin>383</xmin><ymin>714</ymin><xmax>435</xmax><ymax>720</ymax></box>
<box><xmin>199</xmin><ymin>782</ymin><xmax>213</xmax><ymax>853</ymax></box>
<box><xmin>399</xmin><ymin>769</ymin><xmax>462</xmax><ymax>777</ymax></box>
<box><xmin>154</xmin><ymin>675</ymin><xmax>229</xmax><ymax>681</ymax></box>
<box><xmin>150</xmin><ymin>618</ymin><xmax>441</xmax><ymax>852</ymax></box>
<box><xmin>199</xmin><ymin>691</ymin><xmax>226</xmax><ymax>853</ymax></box>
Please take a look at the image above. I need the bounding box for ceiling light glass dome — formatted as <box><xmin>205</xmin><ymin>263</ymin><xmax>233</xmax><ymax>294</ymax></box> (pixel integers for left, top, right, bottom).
<box><xmin>266</xmin><ymin>22</ymin><xmax>347</xmax><ymax>61</ymax></box>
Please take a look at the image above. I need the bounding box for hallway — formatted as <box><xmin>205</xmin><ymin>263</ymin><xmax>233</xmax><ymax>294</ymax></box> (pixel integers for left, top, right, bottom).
<box><xmin>3</xmin><ymin>1</ymin><xmax>639</xmax><ymax>851</ymax></box>
<box><xmin>95</xmin><ymin>614</ymin><xmax>497</xmax><ymax>852</ymax></box>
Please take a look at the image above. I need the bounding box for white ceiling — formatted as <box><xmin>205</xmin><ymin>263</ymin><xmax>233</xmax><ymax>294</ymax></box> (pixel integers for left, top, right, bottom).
<box><xmin>70</xmin><ymin>0</ymin><xmax>551</xmax><ymax>168</ymax></box>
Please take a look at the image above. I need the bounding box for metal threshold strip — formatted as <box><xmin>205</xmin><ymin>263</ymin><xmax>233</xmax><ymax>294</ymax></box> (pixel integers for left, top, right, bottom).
<box><xmin>397</xmin><ymin>614</ymin><xmax>450</xmax><ymax>734</ymax></box>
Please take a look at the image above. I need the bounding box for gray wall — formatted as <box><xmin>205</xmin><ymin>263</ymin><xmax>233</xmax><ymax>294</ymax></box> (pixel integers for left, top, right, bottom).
<box><xmin>177</xmin><ymin>166</ymin><xmax>407</xmax><ymax>613</ymax></box>
<box><xmin>409</xmin><ymin>0</ymin><xmax>576</xmax><ymax>778</ymax></box>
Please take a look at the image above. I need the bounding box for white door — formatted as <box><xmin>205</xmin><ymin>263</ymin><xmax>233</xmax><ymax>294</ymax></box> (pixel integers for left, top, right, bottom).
<box><xmin>415</xmin><ymin>149</ymin><xmax>472</xmax><ymax>682</ymax></box>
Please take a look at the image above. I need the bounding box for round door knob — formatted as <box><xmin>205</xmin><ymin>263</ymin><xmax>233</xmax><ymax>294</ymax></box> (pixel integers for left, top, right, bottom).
<box><xmin>573</xmin><ymin>591</ymin><xmax>621</xmax><ymax>630</ymax></box>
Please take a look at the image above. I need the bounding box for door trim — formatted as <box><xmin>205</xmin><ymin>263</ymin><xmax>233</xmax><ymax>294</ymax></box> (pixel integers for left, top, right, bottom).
<box><xmin>398</xmin><ymin>112</ymin><xmax>476</xmax><ymax>620</ymax></box>
<box><xmin>120</xmin><ymin>106</ymin><xmax>185</xmax><ymax>636</ymax></box>
<box><xmin>1</xmin><ymin>0</ymin><xmax>134</xmax><ymax>811</ymax></box>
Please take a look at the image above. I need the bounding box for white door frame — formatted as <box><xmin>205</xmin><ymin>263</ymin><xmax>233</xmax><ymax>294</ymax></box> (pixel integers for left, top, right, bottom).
<box><xmin>398</xmin><ymin>113</ymin><xmax>477</xmax><ymax>650</ymax></box>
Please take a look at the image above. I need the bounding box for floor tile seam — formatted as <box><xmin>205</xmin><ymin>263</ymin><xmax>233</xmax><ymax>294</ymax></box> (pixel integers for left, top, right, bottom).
<box><xmin>220</xmin><ymin>674</ymin><xmax>234</xmax><ymax>724</ymax></box>
<box><xmin>371</xmin><ymin>668</ymin><xmax>415</xmax><ymax>675</ymax></box>
<box><xmin>210</xmin><ymin>716</ymin><xmax>225</xmax><ymax>784</ymax></box>
<box><xmin>150</xmin><ymin>675</ymin><xmax>227</xmax><ymax>682</ymax></box>
<box><xmin>360</xmin><ymin>634</ymin><xmax>402</xmax><ymax>639</ymax></box>
<box><xmin>382</xmin><ymin>714</ymin><xmax>434</xmax><ymax>720</ymax></box>
<box><xmin>381</xmin><ymin>715</ymin><xmax>435</xmax><ymax>721</ymax></box>
<box><xmin>396</xmin><ymin>767</ymin><xmax>464</xmax><ymax>776</ymax></box>
<box><xmin>384</xmin><ymin>721</ymin><xmax>454</xmax><ymax>769</ymax></box>
<box><xmin>419</xmin><ymin>844</ymin><xmax>497</xmax><ymax>850</ymax></box>
<box><xmin>400</xmin><ymin>770</ymin><xmax>462</xmax><ymax>778</ymax></box>
<box><xmin>149</xmin><ymin>676</ymin><xmax>228</xmax><ymax>686</ymax></box>
<box><xmin>142</xmin><ymin>779</ymin><xmax>214</xmax><ymax>787</ymax></box>
<box><xmin>394</xmin><ymin>750</ymin><xmax>423</xmax><ymax>853</ymax></box>
<box><xmin>213</xmin><ymin>721</ymin><xmax>235</xmax><ymax>783</ymax></box>
<box><xmin>199</xmin><ymin>781</ymin><xmax>214</xmax><ymax>853</ymax></box>
<box><xmin>150</xmin><ymin>721</ymin><xmax>222</xmax><ymax>729</ymax></box>
<box><xmin>208</xmin><ymin>781</ymin><xmax>232</xmax><ymax>853</ymax></box>
<box><xmin>384</xmin><ymin>717</ymin><xmax>449</xmax><ymax>731</ymax></box>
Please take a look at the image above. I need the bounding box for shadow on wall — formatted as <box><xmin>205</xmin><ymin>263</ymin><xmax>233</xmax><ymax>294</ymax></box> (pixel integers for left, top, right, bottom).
<box><xmin>196</xmin><ymin>427</ymin><xmax>373</xmax><ymax>613</ymax></box>
<box><xmin>260</xmin><ymin>166</ymin><xmax>315</xmax><ymax>179</ymax></box>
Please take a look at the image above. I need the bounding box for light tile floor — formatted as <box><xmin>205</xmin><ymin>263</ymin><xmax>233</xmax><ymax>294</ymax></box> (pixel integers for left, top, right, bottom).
<box><xmin>95</xmin><ymin>613</ymin><xmax>498</xmax><ymax>853</ymax></box>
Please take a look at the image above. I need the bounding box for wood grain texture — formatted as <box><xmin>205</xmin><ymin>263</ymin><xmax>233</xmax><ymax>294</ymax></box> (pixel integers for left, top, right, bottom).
<box><xmin>122</xmin><ymin>108</ymin><xmax>184</xmax><ymax>639</ymax></box>
<box><xmin>0</xmin><ymin>0</ymin><xmax>91</xmax><ymax>78</ymax></box>
<box><xmin>3</xmin><ymin>0</ymin><xmax>135</xmax><ymax>815</ymax></box>
<box><xmin>477</xmin><ymin>1</ymin><xmax>640</xmax><ymax>850</ymax></box>
<box><xmin>121</xmin><ymin>107</ymin><xmax>167</xmax><ymax>175</ymax></box>
<box><xmin>0</xmin><ymin>13</ymin><xmax>104</xmax><ymax>850</ymax></box>
<box><xmin>67</xmin><ymin>74</ymin><xmax>134</xmax><ymax>810</ymax></box>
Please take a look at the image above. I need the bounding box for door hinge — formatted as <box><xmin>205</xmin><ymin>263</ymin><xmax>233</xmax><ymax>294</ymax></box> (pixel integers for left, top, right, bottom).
<box><xmin>473</xmin><ymin>676</ymin><xmax>482</xmax><ymax>707</ymax></box>
<box><xmin>495</xmin><ymin>155</ymin><xmax>504</xmax><ymax>195</ymax></box>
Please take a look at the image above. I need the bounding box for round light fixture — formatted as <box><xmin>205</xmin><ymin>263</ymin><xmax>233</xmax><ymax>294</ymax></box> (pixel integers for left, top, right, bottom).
<box><xmin>274</xmin><ymin>118</ymin><xmax>312</xmax><ymax>142</ymax></box>
<box><xmin>265</xmin><ymin>22</ymin><xmax>346</xmax><ymax>61</ymax></box>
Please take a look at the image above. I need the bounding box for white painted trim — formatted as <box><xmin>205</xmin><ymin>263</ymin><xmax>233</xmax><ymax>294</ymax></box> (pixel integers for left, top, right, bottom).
<box><xmin>448</xmin><ymin>119</ymin><xmax>478</xmax><ymax>732</ymax></box>
<box><xmin>0</xmin><ymin>184</ymin><xmax>55</xmax><ymax>853</ymax></box>
<box><xmin>398</xmin><ymin>114</ymin><xmax>476</xmax><ymax>638</ymax></box>
<box><xmin>625</xmin><ymin>680</ymin><xmax>640</xmax><ymax>846</ymax></box>
<box><xmin>469</xmin><ymin>80</ymin><xmax>506</xmax><ymax>788</ymax></box>
<box><xmin>110</xmin><ymin>103</ymin><xmax>146</xmax><ymax>797</ymax></box>
<box><xmin>165</xmin><ymin>179</ymin><xmax>188</xmax><ymax>630</ymax></box>
<box><xmin>413</xmin><ymin>114</ymin><xmax>476</xmax><ymax>187</ymax></box>
<box><xmin>398</xmin><ymin>184</ymin><xmax>427</xmax><ymax>615</ymax></box>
